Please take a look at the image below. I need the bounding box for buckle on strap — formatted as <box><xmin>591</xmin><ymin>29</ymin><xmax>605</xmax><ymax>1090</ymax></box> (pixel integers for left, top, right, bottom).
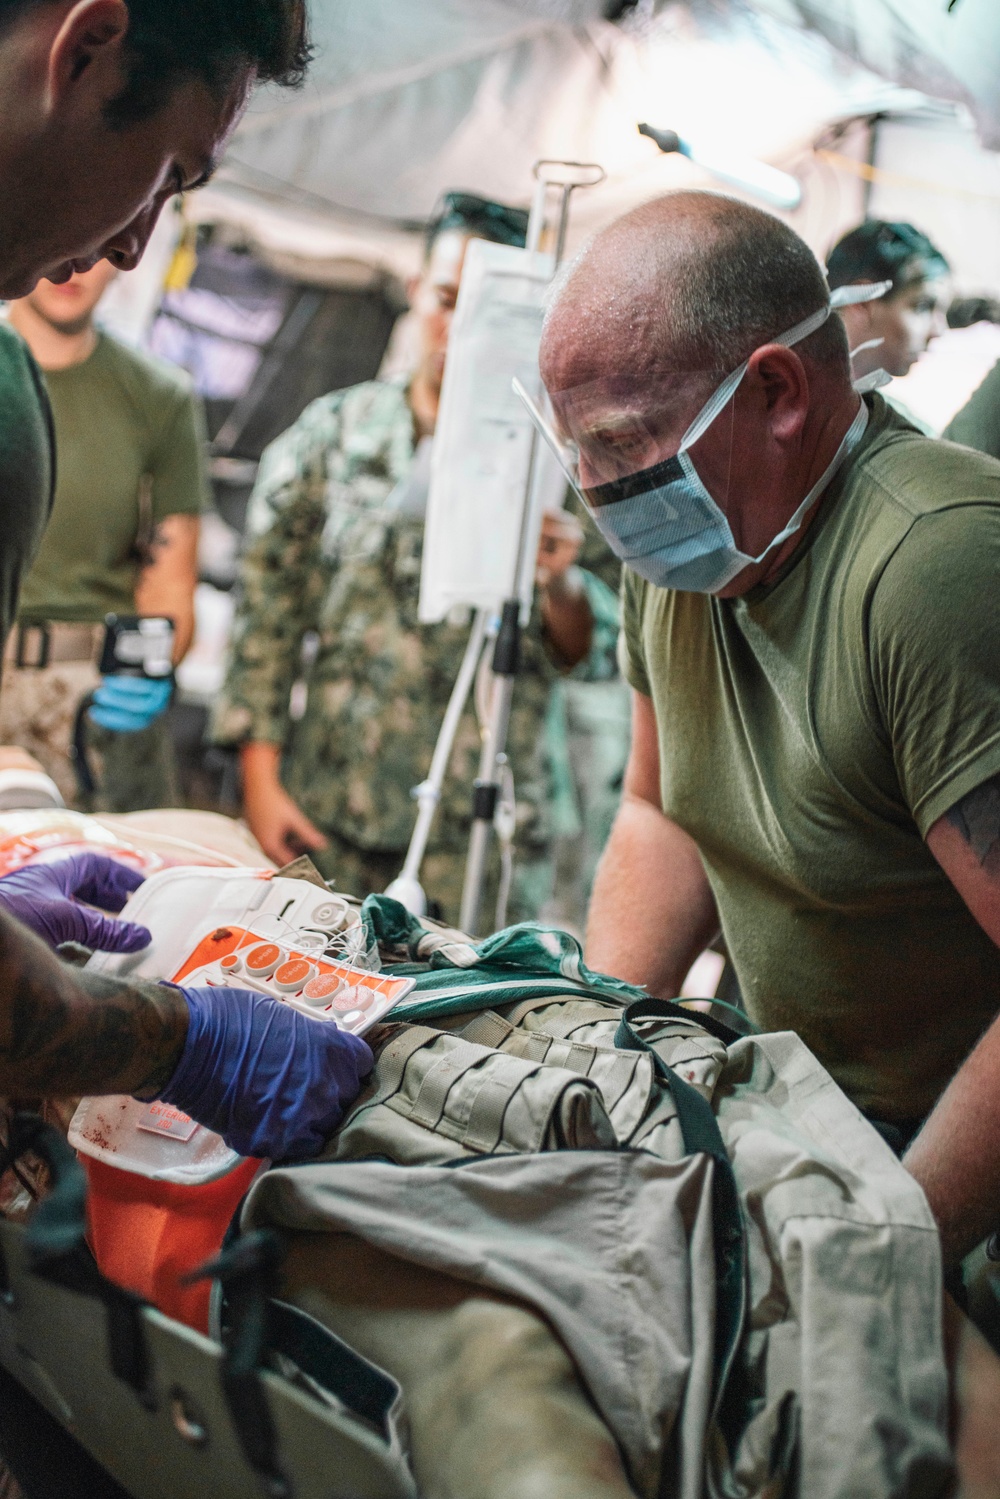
<box><xmin>14</xmin><ymin>623</ymin><xmax>50</xmax><ymax>671</ymax></box>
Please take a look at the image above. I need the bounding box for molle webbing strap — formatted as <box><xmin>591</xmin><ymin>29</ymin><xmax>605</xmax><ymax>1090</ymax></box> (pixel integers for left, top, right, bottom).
<box><xmin>459</xmin><ymin>1010</ymin><xmax>517</xmax><ymax>1049</ymax></box>
<box><xmin>498</xmin><ymin>994</ymin><xmax>624</xmax><ymax>1030</ymax></box>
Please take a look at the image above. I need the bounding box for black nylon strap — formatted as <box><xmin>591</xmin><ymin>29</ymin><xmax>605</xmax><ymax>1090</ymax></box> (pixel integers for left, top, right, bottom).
<box><xmin>613</xmin><ymin>1003</ymin><xmax>746</xmax><ymax>1444</ymax></box>
<box><xmin>0</xmin><ymin>1114</ymin><xmax>154</xmax><ymax>1407</ymax></box>
<box><xmin>188</xmin><ymin>1231</ymin><xmax>289</xmax><ymax>1498</ymax></box>
<box><xmin>616</xmin><ymin>995</ymin><xmax>742</xmax><ymax>1048</ymax></box>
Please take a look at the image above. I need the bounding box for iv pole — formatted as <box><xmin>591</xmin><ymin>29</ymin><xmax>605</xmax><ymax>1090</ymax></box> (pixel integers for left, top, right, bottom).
<box><xmin>458</xmin><ymin>159</ymin><xmax>604</xmax><ymax>935</ymax></box>
<box><xmin>391</xmin><ymin>122</ymin><xmax>799</xmax><ymax>926</ymax></box>
<box><xmin>384</xmin><ymin>608</ymin><xmax>490</xmax><ymax>916</ymax></box>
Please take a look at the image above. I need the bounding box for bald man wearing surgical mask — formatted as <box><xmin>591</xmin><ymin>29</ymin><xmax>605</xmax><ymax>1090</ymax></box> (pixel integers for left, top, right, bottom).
<box><xmin>537</xmin><ymin>191</ymin><xmax>1000</xmax><ymax>1151</ymax></box>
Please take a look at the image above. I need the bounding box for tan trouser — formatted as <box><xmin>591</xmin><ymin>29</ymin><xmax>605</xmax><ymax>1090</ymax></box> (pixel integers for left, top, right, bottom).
<box><xmin>0</xmin><ymin>624</ymin><xmax>179</xmax><ymax>811</ymax></box>
<box><xmin>282</xmin><ymin>1233</ymin><xmax>636</xmax><ymax>1499</ymax></box>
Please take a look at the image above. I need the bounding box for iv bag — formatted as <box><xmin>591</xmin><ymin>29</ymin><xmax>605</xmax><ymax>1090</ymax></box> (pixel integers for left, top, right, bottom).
<box><xmin>419</xmin><ymin>240</ymin><xmax>564</xmax><ymax>624</ymax></box>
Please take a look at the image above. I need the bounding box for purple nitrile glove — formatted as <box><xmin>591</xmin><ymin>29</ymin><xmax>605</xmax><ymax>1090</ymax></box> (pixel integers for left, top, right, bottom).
<box><xmin>157</xmin><ymin>985</ymin><xmax>374</xmax><ymax>1161</ymax></box>
<box><xmin>0</xmin><ymin>853</ymin><xmax>151</xmax><ymax>953</ymax></box>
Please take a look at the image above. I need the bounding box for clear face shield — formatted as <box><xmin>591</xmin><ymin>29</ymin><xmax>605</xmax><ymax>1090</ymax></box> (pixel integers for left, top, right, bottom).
<box><xmin>516</xmin><ymin>281</ymin><xmax>890</xmax><ymax>594</ymax></box>
<box><xmin>518</xmin><ymin>369</ymin><xmax>740</xmax><ymax>592</ymax></box>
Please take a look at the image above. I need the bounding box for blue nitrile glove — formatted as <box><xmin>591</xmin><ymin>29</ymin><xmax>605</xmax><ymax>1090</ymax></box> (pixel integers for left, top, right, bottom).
<box><xmin>0</xmin><ymin>853</ymin><xmax>151</xmax><ymax>952</ymax></box>
<box><xmin>89</xmin><ymin>675</ymin><xmax>173</xmax><ymax>733</ymax></box>
<box><xmin>157</xmin><ymin>985</ymin><xmax>374</xmax><ymax>1160</ymax></box>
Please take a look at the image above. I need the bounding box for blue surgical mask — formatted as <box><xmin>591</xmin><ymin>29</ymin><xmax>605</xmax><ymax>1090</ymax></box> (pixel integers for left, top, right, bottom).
<box><xmin>516</xmin><ymin>282</ymin><xmax>889</xmax><ymax>594</ymax></box>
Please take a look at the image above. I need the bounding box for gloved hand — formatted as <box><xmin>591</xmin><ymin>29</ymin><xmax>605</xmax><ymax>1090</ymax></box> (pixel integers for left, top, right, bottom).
<box><xmin>157</xmin><ymin>985</ymin><xmax>374</xmax><ymax>1161</ymax></box>
<box><xmin>89</xmin><ymin>675</ymin><xmax>173</xmax><ymax>733</ymax></box>
<box><xmin>0</xmin><ymin>853</ymin><xmax>151</xmax><ymax>952</ymax></box>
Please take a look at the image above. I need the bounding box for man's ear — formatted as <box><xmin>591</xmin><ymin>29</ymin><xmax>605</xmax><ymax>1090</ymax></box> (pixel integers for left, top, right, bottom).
<box><xmin>46</xmin><ymin>0</ymin><xmax>130</xmax><ymax>114</ymax></box>
<box><xmin>747</xmin><ymin>344</ymin><xmax>809</xmax><ymax>445</ymax></box>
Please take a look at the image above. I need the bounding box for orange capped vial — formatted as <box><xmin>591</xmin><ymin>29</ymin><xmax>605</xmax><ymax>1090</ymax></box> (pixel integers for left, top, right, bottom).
<box><xmin>274</xmin><ymin>957</ymin><xmax>316</xmax><ymax>994</ymax></box>
<box><xmin>300</xmin><ymin>973</ymin><xmax>345</xmax><ymax>1009</ymax></box>
<box><xmin>244</xmin><ymin>943</ymin><xmax>283</xmax><ymax>980</ymax></box>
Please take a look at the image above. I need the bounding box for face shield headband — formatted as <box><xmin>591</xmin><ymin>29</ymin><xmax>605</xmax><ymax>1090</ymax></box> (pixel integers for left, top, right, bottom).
<box><xmin>515</xmin><ymin>281</ymin><xmax>890</xmax><ymax>593</ymax></box>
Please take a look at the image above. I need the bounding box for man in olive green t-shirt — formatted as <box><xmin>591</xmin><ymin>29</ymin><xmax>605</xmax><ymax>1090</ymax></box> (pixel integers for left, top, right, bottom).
<box><xmin>2</xmin><ymin>261</ymin><xmax>206</xmax><ymax>809</ymax></box>
<box><xmin>539</xmin><ymin>191</ymin><xmax>1000</xmax><ymax>1136</ymax></box>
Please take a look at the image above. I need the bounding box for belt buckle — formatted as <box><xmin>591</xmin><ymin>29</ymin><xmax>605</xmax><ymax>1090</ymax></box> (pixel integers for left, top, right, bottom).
<box><xmin>15</xmin><ymin>623</ymin><xmax>50</xmax><ymax>671</ymax></box>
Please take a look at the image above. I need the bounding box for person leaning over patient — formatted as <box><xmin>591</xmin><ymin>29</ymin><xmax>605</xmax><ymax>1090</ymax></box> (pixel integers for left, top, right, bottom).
<box><xmin>537</xmin><ymin>191</ymin><xmax>1000</xmax><ymax>1145</ymax></box>
<box><xmin>213</xmin><ymin>192</ymin><xmax>595</xmax><ymax>924</ymax></box>
<box><xmin>3</xmin><ymin>262</ymin><xmax>205</xmax><ymax>810</ymax></box>
<box><xmin>0</xmin><ymin>0</ymin><xmax>370</xmax><ymax>1189</ymax></box>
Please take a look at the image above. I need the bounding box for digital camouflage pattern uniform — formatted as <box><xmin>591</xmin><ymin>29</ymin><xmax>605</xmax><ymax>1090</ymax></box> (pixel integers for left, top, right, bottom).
<box><xmin>212</xmin><ymin>379</ymin><xmax>567</xmax><ymax>925</ymax></box>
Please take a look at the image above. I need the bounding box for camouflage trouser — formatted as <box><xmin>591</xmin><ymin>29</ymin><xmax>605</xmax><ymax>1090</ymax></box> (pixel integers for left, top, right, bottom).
<box><xmin>0</xmin><ymin>655</ymin><xmax>180</xmax><ymax>813</ymax></box>
<box><xmin>542</xmin><ymin>676</ymin><xmax>631</xmax><ymax>933</ymax></box>
<box><xmin>311</xmin><ymin>829</ymin><xmax>553</xmax><ymax>930</ymax></box>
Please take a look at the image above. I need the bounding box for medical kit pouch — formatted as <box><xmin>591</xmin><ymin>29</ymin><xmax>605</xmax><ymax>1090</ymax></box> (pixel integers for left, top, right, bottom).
<box><xmin>68</xmin><ymin>868</ymin><xmax>415</xmax><ymax>1329</ymax></box>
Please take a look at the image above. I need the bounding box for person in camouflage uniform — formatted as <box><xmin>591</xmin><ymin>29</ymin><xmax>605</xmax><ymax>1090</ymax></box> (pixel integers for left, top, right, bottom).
<box><xmin>212</xmin><ymin>195</ymin><xmax>596</xmax><ymax>926</ymax></box>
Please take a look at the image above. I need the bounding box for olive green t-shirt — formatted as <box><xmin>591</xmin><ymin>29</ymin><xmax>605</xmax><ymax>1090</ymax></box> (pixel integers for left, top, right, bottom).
<box><xmin>943</xmin><ymin>358</ymin><xmax>1000</xmax><ymax>460</ymax></box>
<box><xmin>0</xmin><ymin>323</ymin><xmax>54</xmax><ymax>646</ymax></box>
<box><xmin>18</xmin><ymin>332</ymin><xmax>207</xmax><ymax>623</ymax></box>
<box><xmin>620</xmin><ymin>394</ymin><xmax>1000</xmax><ymax>1122</ymax></box>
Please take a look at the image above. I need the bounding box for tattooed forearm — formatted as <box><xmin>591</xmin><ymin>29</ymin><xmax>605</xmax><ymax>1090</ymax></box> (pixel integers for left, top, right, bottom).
<box><xmin>0</xmin><ymin>912</ymin><xmax>188</xmax><ymax>1099</ymax></box>
<box><xmin>139</xmin><ymin>522</ymin><xmax>169</xmax><ymax>567</ymax></box>
<box><xmin>946</xmin><ymin>773</ymin><xmax>1000</xmax><ymax>877</ymax></box>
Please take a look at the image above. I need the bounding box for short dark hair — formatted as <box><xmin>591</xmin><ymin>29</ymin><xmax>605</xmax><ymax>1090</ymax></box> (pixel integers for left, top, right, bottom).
<box><xmin>826</xmin><ymin>220</ymin><xmax>949</xmax><ymax>298</ymax></box>
<box><xmin>424</xmin><ymin>192</ymin><xmax>529</xmax><ymax>258</ymax></box>
<box><xmin>0</xmin><ymin>0</ymin><xmax>310</xmax><ymax>125</ymax></box>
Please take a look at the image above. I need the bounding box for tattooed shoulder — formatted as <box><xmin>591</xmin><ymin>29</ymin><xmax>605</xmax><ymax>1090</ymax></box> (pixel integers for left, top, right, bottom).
<box><xmin>946</xmin><ymin>773</ymin><xmax>1000</xmax><ymax>876</ymax></box>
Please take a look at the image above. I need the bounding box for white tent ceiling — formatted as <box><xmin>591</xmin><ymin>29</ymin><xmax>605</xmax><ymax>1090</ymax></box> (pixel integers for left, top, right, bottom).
<box><xmin>188</xmin><ymin>0</ymin><xmax>1000</xmax><ymax>279</ymax></box>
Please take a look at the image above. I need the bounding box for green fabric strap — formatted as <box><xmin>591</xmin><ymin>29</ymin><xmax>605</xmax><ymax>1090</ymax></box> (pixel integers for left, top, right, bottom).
<box><xmin>613</xmin><ymin>1001</ymin><xmax>747</xmax><ymax>1448</ymax></box>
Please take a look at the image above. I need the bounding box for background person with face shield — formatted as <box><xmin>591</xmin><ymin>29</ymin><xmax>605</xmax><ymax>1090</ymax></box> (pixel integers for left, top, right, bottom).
<box><xmin>213</xmin><ymin>192</ymin><xmax>595</xmax><ymax>925</ymax></box>
<box><xmin>538</xmin><ymin>190</ymin><xmax>1000</xmax><ymax>1166</ymax></box>
<box><xmin>826</xmin><ymin>219</ymin><xmax>950</xmax><ymax>387</ymax></box>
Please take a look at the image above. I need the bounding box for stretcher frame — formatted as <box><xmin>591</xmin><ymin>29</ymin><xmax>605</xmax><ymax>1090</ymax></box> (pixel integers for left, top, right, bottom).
<box><xmin>0</xmin><ymin>1119</ymin><xmax>414</xmax><ymax>1499</ymax></box>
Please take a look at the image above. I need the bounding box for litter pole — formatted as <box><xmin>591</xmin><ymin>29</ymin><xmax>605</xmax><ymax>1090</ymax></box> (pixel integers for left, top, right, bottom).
<box><xmin>458</xmin><ymin>162</ymin><xmax>603</xmax><ymax>934</ymax></box>
<box><xmin>458</xmin><ymin>587</ymin><xmax>525</xmax><ymax>935</ymax></box>
<box><xmin>385</xmin><ymin>607</ymin><xmax>490</xmax><ymax>916</ymax></box>
<box><xmin>458</xmin><ymin>160</ymin><xmax>605</xmax><ymax>935</ymax></box>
